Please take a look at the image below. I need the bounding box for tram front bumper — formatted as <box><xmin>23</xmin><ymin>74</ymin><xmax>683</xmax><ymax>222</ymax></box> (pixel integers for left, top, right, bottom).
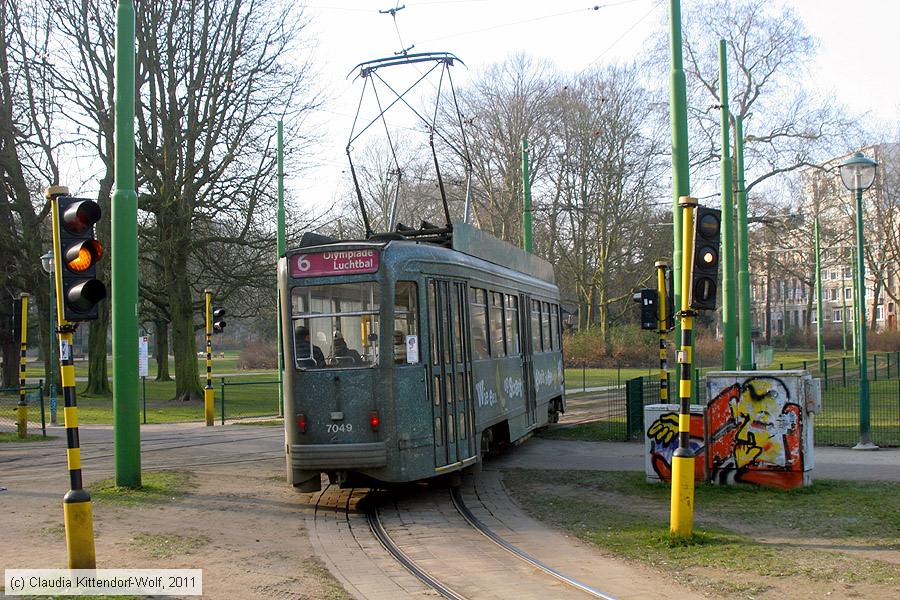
<box><xmin>291</xmin><ymin>442</ymin><xmax>388</xmax><ymax>470</ymax></box>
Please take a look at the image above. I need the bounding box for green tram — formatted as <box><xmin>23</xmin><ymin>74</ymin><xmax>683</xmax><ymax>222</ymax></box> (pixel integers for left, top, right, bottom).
<box><xmin>278</xmin><ymin>222</ymin><xmax>566</xmax><ymax>492</ymax></box>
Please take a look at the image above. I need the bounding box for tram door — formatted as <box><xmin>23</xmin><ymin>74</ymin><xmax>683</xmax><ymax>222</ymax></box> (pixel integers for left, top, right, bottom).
<box><xmin>428</xmin><ymin>280</ymin><xmax>476</xmax><ymax>468</ymax></box>
<box><xmin>519</xmin><ymin>294</ymin><xmax>537</xmax><ymax>427</ymax></box>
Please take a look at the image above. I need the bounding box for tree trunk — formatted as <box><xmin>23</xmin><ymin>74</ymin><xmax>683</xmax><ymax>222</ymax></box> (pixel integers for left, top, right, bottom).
<box><xmin>84</xmin><ymin>176</ymin><xmax>114</xmax><ymax>395</ymax></box>
<box><xmin>0</xmin><ymin>289</ymin><xmax>17</xmax><ymax>388</ymax></box>
<box><xmin>168</xmin><ymin>250</ymin><xmax>202</xmax><ymax>401</ymax></box>
<box><xmin>154</xmin><ymin>320</ymin><xmax>171</xmax><ymax>381</ymax></box>
<box><xmin>83</xmin><ymin>304</ymin><xmax>110</xmax><ymax>396</ymax></box>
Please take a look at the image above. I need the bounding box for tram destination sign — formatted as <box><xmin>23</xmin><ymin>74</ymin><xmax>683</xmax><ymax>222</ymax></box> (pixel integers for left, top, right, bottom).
<box><xmin>291</xmin><ymin>250</ymin><xmax>379</xmax><ymax>277</ymax></box>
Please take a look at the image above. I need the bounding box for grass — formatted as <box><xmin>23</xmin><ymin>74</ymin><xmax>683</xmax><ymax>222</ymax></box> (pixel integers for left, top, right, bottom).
<box><xmin>90</xmin><ymin>470</ymin><xmax>192</xmax><ymax>506</ymax></box>
<box><xmin>61</xmin><ymin>373</ymin><xmax>281</xmax><ymax>424</ymax></box>
<box><xmin>234</xmin><ymin>419</ymin><xmax>283</xmax><ymax>427</ymax></box>
<box><xmin>23</xmin><ymin>350</ymin><xmax>260</xmax><ymax>379</ymax></box>
<box><xmin>131</xmin><ymin>532</ymin><xmax>209</xmax><ymax>558</ymax></box>
<box><xmin>0</xmin><ymin>432</ymin><xmax>55</xmax><ymax>442</ymax></box>
<box><xmin>504</xmin><ymin>470</ymin><xmax>900</xmax><ymax>596</ymax></box>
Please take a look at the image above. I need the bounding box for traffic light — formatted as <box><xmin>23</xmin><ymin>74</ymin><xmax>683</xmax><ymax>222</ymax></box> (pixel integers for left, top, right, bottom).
<box><xmin>56</xmin><ymin>196</ymin><xmax>106</xmax><ymax>321</ymax></box>
<box><xmin>633</xmin><ymin>288</ymin><xmax>659</xmax><ymax>330</ymax></box>
<box><xmin>690</xmin><ymin>205</ymin><xmax>721</xmax><ymax>311</ymax></box>
<box><xmin>212</xmin><ymin>308</ymin><xmax>226</xmax><ymax>333</ymax></box>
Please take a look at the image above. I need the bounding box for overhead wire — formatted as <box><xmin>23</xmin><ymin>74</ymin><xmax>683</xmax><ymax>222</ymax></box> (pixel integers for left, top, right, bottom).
<box><xmin>577</xmin><ymin>0</ymin><xmax>664</xmax><ymax>76</ymax></box>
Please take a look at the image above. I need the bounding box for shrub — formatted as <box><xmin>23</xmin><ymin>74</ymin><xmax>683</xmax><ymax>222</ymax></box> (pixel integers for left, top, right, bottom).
<box><xmin>238</xmin><ymin>341</ymin><xmax>278</xmax><ymax>369</ymax></box>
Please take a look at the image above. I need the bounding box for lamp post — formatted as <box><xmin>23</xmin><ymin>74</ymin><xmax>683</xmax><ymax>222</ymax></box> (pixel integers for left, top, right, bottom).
<box><xmin>839</xmin><ymin>151</ymin><xmax>878</xmax><ymax>450</ymax></box>
<box><xmin>40</xmin><ymin>250</ymin><xmax>58</xmax><ymax>425</ymax></box>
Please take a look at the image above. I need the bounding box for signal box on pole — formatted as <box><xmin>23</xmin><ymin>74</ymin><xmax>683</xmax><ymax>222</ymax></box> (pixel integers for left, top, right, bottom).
<box><xmin>690</xmin><ymin>206</ymin><xmax>721</xmax><ymax>311</ymax></box>
<box><xmin>633</xmin><ymin>288</ymin><xmax>659</xmax><ymax>331</ymax></box>
<box><xmin>55</xmin><ymin>196</ymin><xmax>107</xmax><ymax>321</ymax></box>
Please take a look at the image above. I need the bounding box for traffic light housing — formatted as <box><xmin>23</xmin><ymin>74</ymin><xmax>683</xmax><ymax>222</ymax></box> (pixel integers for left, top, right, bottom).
<box><xmin>212</xmin><ymin>308</ymin><xmax>226</xmax><ymax>334</ymax></box>
<box><xmin>690</xmin><ymin>205</ymin><xmax>721</xmax><ymax>311</ymax></box>
<box><xmin>633</xmin><ymin>288</ymin><xmax>659</xmax><ymax>330</ymax></box>
<box><xmin>56</xmin><ymin>196</ymin><xmax>107</xmax><ymax>322</ymax></box>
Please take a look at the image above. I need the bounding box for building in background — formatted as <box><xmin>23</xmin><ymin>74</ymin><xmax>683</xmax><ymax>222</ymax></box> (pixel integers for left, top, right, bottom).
<box><xmin>748</xmin><ymin>143</ymin><xmax>900</xmax><ymax>343</ymax></box>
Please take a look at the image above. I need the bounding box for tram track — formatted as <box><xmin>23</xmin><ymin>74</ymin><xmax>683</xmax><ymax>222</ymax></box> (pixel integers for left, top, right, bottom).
<box><xmin>313</xmin><ymin>477</ymin><xmax>619</xmax><ymax>600</ymax></box>
<box><xmin>449</xmin><ymin>486</ymin><xmax>618</xmax><ymax>600</ymax></box>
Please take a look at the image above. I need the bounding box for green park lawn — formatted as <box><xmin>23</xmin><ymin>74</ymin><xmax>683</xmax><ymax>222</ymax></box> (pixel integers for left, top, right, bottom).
<box><xmin>504</xmin><ymin>470</ymin><xmax>900</xmax><ymax>598</ymax></box>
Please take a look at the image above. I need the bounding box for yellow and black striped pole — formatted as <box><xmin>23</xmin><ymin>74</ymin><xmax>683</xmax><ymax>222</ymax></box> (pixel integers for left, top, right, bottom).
<box><xmin>17</xmin><ymin>293</ymin><xmax>29</xmax><ymax>438</ymax></box>
<box><xmin>204</xmin><ymin>289</ymin><xmax>214</xmax><ymax>426</ymax></box>
<box><xmin>671</xmin><ymin>195</ymin><xmax>697</xmax><ymax>537</ymax></box>
<box><xmin>655</xmin><ymin>263</ymin><xmax>669</xmax><ymax>404</ymax></box>
<box><xmin>48</xmin><ymin>185</ymin><xmax>96</xmax><ymax>568</ymax></box>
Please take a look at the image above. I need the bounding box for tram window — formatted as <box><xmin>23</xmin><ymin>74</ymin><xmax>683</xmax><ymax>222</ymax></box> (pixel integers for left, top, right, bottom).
<box><xmin>429</xmin><ymin>282</ymin><xmax>439</xmax><ymax>366</ymax></box>
<box><xmin>505</xmin><ymin>295</ymin><xmax>519</xmax><ymax>355</ymax></box>
<box><xmin>531</xmin><ymin>300</ymin><xmax>542</xmax><ymax>352</ymax></box>
<box><xmin>489</xmin><ymin>291</ymin><xmax>506</xmax><ymax>358</ymax></box>
<box><xmin>393</xmin><ymin>282</ymin><xmax>419</xmax><ymax>364</ymax></box>
<box><xmin>291</xmin><ymin>283</ymin><xmax>379</xmax><ymax>369</ymax></box>
<box><xmin>552</xmin><ymin>304</ymin><xmax>561</xmax><ymax>350</ymax></box>
<box><xmin>469</xmin><ymin>288</ymin><xmax>489</xmax><ymax>360</ymax></box>
<box><xmin>542</xmin><ymin>302</ymin><xmax>552</xmax><ymax>351</ymax></box>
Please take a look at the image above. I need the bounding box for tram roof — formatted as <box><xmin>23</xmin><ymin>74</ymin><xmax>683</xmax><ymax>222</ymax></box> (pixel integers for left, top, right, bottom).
<box><xmin>289</xmin><ymin>221</ymin><xmax>555</xmax><ymax>285</ymax></box>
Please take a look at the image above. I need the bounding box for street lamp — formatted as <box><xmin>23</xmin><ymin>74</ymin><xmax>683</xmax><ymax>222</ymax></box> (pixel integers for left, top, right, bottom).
<box><xmin>40</xmin><ymin>250</ymin><xmax>58</xmax><ymax>425</ymax></box>
<box><xmin>839</xmin><ymin>151</ymin><xmax>878</xmax><ymax>450</ymax></box>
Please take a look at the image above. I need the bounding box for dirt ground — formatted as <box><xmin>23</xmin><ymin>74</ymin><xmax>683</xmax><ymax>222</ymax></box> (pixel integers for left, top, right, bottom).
<box><xmin>0</xmin><ymin>425</ymin><xmax>349</xmax><ymax>600</ymax></box>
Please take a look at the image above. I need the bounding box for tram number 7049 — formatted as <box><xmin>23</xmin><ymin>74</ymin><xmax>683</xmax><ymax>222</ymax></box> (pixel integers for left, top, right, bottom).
<box><xmin>326</xmin><ymin>423</ymin><xmax>353</xmax><ymax>433</ymax></box>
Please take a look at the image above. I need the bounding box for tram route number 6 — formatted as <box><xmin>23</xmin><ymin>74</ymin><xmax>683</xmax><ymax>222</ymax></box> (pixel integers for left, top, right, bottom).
<box><xmin>327</xmin><ymin>423</ymin><xmax>353</xmax><ymax>433</ymax></box>
<box><xmin>296</xmin><ymin>255</ymin><xmax>311</xmax><ymax>272</ymax></box>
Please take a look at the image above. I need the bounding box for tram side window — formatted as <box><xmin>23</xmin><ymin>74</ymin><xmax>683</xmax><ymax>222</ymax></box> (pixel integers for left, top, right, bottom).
<box><xmin>552</xmin><ymin>303</ymin><xmax>561</xmax><ymax>350</ymax></box>
<box><xmin>469</xmin><ymin>288</ymin><xmax>490</xmax><ymax>360</ymax></box>
<box><xmin>505</xmin><ymin>295</ymin><xmax>519</xmax><ymax>356</ymax></box>
<box><xmin>542</xmin><ymin>302</ymin><xmax>552</xmax><ymax>351</ymax></box>
<box><xmin>531</xmin><ymin>300</ymin><xmax>542</xmax><ymax>352</ymax></box>
<box><xmin>393</xmin><ymin>282</ymin><xmax>419</xmax><ymax>364</ymax></box>
<box><xmin>291</xmin><ymin>283</ymin><xmax>379</xmax><ymax>369</ymax></box>
<box><xmin>489</xmin><ymin>291</ymin><xmax>506</xmax><ymax>358</ymax></box>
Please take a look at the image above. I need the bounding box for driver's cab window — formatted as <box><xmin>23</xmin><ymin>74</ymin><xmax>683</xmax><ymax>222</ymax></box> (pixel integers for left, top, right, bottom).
<box><xmin>291</xmin><ymin>282</ymin><xmax>380</xmax><ymax>369</ymax></box>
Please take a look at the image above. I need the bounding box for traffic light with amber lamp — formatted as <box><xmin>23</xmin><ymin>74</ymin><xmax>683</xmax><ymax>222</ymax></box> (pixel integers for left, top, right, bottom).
<box><xmin>212</xmin><ymin>308</ymin><xmax>226</xmax><ymax>334</ymax></box>
<box><xmin>57</xmin><ymin>196</ymin><xmax>107</xmax><ymax>321</ymax></box>
<box><xmin>633</xmin><ymin>288</ymin><xmax>659</xmax><ymax>330</ymax></box>
<box><xmin>691</xmin><ymin>205</ymin><xmax>721</xmax><ymax>311</ymax></box>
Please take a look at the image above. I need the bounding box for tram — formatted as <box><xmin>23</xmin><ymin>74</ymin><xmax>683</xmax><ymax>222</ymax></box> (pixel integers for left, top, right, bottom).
<box><xmin>278</xmin><ymin>222</ymin><xmax>566</xmax><ymax>492</ymax></box>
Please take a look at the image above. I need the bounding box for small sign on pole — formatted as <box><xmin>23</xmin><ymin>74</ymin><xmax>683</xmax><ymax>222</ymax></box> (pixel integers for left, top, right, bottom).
<box><xmin>138</xmin><ymin>336</ymin><xmax>149</xmax><ymax>378</ymax></box>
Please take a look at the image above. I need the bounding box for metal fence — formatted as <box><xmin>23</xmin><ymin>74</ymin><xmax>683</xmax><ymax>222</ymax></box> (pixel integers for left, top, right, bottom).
<box><xmin>219</xmin><ymin>378</ymin><xmax>282</xmax><ymax>424</ymax></box>
<box><xmin>601</xmin><ymin>362</ymin><xmax>900</xmax><ymax>447</ymax></box>
<box><xmin>0</xmin><ymin>384</ymin><xmax>47</xmax><ymax>437</ymax></box>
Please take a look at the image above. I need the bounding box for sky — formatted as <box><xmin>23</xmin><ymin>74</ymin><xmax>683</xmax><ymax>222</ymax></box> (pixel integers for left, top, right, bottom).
<box><xmin>288</xmin><ymin>0</ymin><xmax>900</xmax><ymax>216</ymax></box>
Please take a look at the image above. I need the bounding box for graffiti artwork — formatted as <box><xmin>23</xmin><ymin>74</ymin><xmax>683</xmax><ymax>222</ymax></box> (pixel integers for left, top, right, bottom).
<box><xmin>706</xmin><ymin>376</ymin><xmax>804</xmax><ymax>489</ymax></box>
<box><xmin>646</xmin><ymin>410</ymin><xmax>706</xmax><ymax>482</ymax></box>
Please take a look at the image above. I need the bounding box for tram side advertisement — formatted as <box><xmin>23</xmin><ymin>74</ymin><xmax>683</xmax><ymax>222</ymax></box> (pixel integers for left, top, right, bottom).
<box><xmin>291</xmin><ymin>250</ymin><xmax>379</xmax><ymax>277</ymax></box>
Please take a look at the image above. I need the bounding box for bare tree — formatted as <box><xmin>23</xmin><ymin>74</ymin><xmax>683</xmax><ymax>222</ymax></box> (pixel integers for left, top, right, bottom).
<box><xmin>664</xmin><ymin>0</ymin><xmax>857</xmax><ymax>199</ymax></box>
<box><xmin>0</xmin><ymin>0</ymin><xmax>60</xmax><ymax>388</ymax></box>
<box><xmin>548</xmin><ymin>65</ymin><xmax>667</xmax><ymax>339</ymax></box>
<box><xmin>132</xmin><ymin>0</ymin><xmax>319</xmax><ymax>401</ymax></box>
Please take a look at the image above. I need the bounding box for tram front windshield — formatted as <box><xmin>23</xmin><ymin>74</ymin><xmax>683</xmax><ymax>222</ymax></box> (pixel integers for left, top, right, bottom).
<box><xmin>292</xmin><ymin>282</ymin><xmax>380</xmax><ymax>369</ymax></box>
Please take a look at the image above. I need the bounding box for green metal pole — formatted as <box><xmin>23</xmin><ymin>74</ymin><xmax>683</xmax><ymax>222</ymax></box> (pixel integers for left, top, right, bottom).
<box><xmin>718</xmin><ymin>40</ymin><xmax>736</xmax><ymax>370</ymax></box>
<box><xmin>735</xmin><ymin>116</ymin><xmax>752</xmax><ymax>369</ymax></box>
<box><xmin>852</xmin><ymin>246</ymin><xmax>859</xmax><ymax>364</ymax></box>
<box><xmin>112</xmin><ymin>0</ymin><xmax>141</xmax><ymax>487</ymax></box>
<box><xmin>522</xmin><ymin>138</ymin><xmax>533</xmax><ymax>253</ymax></box>
<box><xmin>668</xmin><ymin>0</ymin><xmax>690</xmax><ymax>345</ymax></box>
<box><xmin>853</xmin><ymin>185</ymin><xmax>875</xmax><ymax>449</ymax></box>
<box><xmin>841</xmin><ymin>267</ymin><xmax>848</xmax><ymax>354</ymax></box>
<box><xmin>276</xmin><ymin>121</ymin><xmax>285</xmax><ymax>418</ymax></box>
<box><xmin>815</xmin><ymin>219</ymin><xmax>824</xmax><ymax>371</ymax></box>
